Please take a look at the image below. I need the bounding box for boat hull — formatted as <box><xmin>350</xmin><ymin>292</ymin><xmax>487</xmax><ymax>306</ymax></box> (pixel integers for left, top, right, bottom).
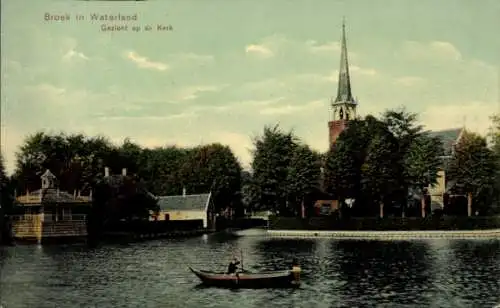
<box><xmin>189</xmin><ymin>267</ymin><xmax>300</xmax><ymax>289</ymax></box>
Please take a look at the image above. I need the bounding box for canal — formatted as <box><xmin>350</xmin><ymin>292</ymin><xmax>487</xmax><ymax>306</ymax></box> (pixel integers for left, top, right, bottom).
<box><xmin>1</xmin><ymin>233</ymin><xmax>499</xmax><ymax>307</ymax></box>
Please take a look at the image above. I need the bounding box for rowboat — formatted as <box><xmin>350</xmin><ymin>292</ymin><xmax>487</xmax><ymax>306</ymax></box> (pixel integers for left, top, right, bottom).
<box><xmin>188</xmin><ymin>267</ymin><xmax>301</xmax><ymax>289</ymax></box>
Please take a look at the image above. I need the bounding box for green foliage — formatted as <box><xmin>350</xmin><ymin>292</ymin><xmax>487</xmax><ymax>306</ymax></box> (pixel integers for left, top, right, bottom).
<box><xmin>489</xmin><ymin>114</ymin><xmax>500</xmax><ymax>157</ymax></box>
<box><xmin>382</xmin><ymin>107</ymin><xmax>423</xmax><ymax>153</ymax></box>
<box><xmin>447</xmin><ymin>131</ymin><xmax>498</xmax><ymax>214</ymax></box>
<box><xmin>324</xmin><ymin>110</ymin><xmax>447</xmax><ymax>217</ymax></box>
<box><xmin>249</xmin><ymin>125</ymin><xmax>321</xmax><ymax>214</ymax></box>
<box><xmin>286</xmin><ymin>144</ymin><xmax>322</xmax><ymax>213</ymax></box>
<box><xmin>14</xmin><ymin>132</ymin><xmax>115</xmax><ymax>194</ymax></box>
<box><xmin>324</xmin><ymin>137</ymin><xmax>358</xmax><ymax>199</ymax></box>
<box><xmin>361</xmin><ymin>132</ymin><xmax>400</xmax><ymax>207</ymax></box>
<box><xmin>138</xmin><ymin>146</ymin><xmax>190</xmax><ymax>196</ymax></box>
<box><xmin>404</xmin><ymin>133</ymin><xmax>444</xmax><ymax>188</ymax></box>
<box><xmin>92</xmin><ymin>175</ymin><xmax>159</xmax><ymax>222</ymax></box>
<box><xmin>12</xmin><ymin>131</ymin><xmax>244</xmax><ymax>217</ymax></box>
<box><xmin>179</xmin><ymin>143</ymin><xmax>242</xmax><ymax>212</ymax></box>
<box><xmin>250</xmin><ymin>125</ymin><xmax>297</xmax><ymax>212</ymax></box>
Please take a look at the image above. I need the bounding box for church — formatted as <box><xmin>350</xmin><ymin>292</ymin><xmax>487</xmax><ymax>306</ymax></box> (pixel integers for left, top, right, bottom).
<box><xmin>327</xmin><ymin>20</ymin><xmax>358</xmax><ymax>146</ymax></box>
<box><xmin>317</xmin><ymin>21</ymin><xmax>466</xmax><ymax>218</ymax></box>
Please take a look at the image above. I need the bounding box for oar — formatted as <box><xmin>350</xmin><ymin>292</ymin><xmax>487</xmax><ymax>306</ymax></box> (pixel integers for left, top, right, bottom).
<box><xmin>240</xmin><ymin>249</ymin><xmax>244</xmax><ymax>272</ymax></box>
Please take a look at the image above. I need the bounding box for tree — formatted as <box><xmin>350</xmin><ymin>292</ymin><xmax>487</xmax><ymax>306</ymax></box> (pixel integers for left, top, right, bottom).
<box><xmin>87</xmin><ymin>173</ymin><xmax>159</xmax><ymax>245</ymax></box>
<box><xmin>13</xmin><ymin>132</ymin><xmax>115</xmax><ymax>194</ymax></box>
<box><xmin>324</xmin><ymin>138</ymin><xmax>358</xmax><ymax>203</ymax></box>
<box><xmin>447</xmin><ymin>131</ymin><xmax>498</xmax><ymax>216</ymax></box>
<box><xmin>403</xmin><ymin>133</ymin><xmax>444</xmax><ymax>217</ymax></box>
<box><xmin>250</xmin><ymin>125</ymin><xmax>297</xmax><ymax>214</ymax></box>
<box><xmin>241</xmin><ymin>170</ymin><xmax>260</xmax><ymax>213</ymax></box>
<box><xmin>324</xmin><ymin>117</ymin><xmax>391</xmax><ymax>216</ymax></box>
<box><xmin>361</xmin><ymin>132</ymin><xmax>400</xmax><ymax>218</ymax></box>
<box><xmin>489</xmin><ymin>114</ymin><xmax>500</xmax><ymax>156</ymax></box>
<box><xmin>382</xmin><ymin>107</ymin><xmax>425</xmax><ymax>215</ymax></box>
<box><xmin>1</xmin><ymin>152</ymin><xmax>14</xmax><ymax>245</ymax></box>
<box><xmin>488</xmin><ymin>114</ymin><xmax>500</xmax><ymax>213</ymax></box>
<box><xmin>0</xmin><ymin>152</ymin><xmax>12</xmax><ymax>210</ymax></box>
<box><xmin>179</xmin><ymin>143</ymin><xmax>242</xmax><ymax>214</ymax></box>
<box><xmin>382</xmin><ymin>107</ymin><xmax>423</xmax><ymax>154</ymax></box>
<box><xmin>138</xmin><ymin>146</ymin><xmax>189</xmax><ymax>196</ymax></box>
<box><xmin>286</xmin><ymin>144</ymin><xmax>322</xmax><ymax>216</ymax></box>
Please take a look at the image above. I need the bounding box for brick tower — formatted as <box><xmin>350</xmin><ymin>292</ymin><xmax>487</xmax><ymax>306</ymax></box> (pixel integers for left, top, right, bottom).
<box><xmin>328</xmin><ymin>20</ymin><xmax>357</xmax><ymax>147</ymax></box>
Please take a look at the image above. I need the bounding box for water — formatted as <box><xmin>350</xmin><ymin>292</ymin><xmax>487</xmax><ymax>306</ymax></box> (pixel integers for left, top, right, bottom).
<box><xmin>1</xmin><ymin>233</ymin><xmax>499</xmax><ymax>308</ymax></box>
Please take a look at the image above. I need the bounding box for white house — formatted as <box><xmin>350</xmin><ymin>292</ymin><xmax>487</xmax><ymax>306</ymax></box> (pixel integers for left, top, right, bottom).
<box><xmin>153</xmin><ymin>191</ymin><xmax>216</xmax><ymax>230</ymax></box>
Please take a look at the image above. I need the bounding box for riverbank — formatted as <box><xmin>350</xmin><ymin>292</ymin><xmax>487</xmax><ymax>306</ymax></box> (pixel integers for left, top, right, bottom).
<box><xmin>266</xmin><ymin>229</ymin><xmax>500</xmax><ymax>240</ymax></box>
<box><xmin>269</xmin><ymin>215</ymin><xmax>500</xmax><ymax>231</ymax></box>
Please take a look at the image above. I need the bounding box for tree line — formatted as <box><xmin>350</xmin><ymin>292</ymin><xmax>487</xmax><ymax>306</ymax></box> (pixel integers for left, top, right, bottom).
<box><xmin>1</xmin><ymin>108</ymin><xmax>500</xmax><ymax>223</ymax></box>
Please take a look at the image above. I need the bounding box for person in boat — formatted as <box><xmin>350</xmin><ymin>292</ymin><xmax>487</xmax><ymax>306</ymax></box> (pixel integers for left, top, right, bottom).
<box><xmin>291</xmin><ymin>258</ymin><xmax>301</xmax><ymax>282</ymax></box>
<box><xmin>227</xmin><ymin>257</ymin><xmax>241</xmax><ymax>275</ymax></box>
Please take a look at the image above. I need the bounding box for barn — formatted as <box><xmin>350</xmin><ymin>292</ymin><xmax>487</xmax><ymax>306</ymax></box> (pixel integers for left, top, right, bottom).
<box><xmin>154</xmin><ymin>192</ymin><xmax>216</xmax><ymax>230</ymax></box>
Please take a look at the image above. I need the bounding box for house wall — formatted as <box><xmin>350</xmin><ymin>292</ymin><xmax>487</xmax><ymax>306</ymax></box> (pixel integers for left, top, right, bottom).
<box><xmin>10</xmin><ymin>204</ymin><xmax>88</xmax><ymax>241</ymax></box>
<box><xmin>314</xmin><ymin>200</ymin><xmax>339</xmax><ymax>215</ymax></box>
<box><xmin>11</xmin><ymin>214</ymin><xmax>43</xmax><ymax>241</ymax></box>
<box><xmin>157</xmin><ymin>210</ymin><xmax>208</xmax><ymax>228</ymax></box>
<box><xmin>428</xmin><ymin>170</ymin><xmax>446</xmax><ymax>210</ymax></box>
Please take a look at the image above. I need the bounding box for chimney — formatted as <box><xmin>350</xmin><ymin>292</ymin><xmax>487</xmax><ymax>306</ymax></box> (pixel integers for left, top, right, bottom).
<box><xmin>182</xmin><ymin>187</ymin><xmax>186</xmax><ymax>197</ymax></box>
<box><xmin>122</xmin><ymin>168</ymin><xmax>127</xmax><ymax>176</ymax></box>
<box><xmin>104</xmin><ymin>167</ymin><xmax>110</xmax><ymax>177</ymax></box>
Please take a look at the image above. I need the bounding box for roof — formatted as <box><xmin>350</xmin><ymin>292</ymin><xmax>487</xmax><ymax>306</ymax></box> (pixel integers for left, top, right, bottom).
<box><xmin>41</xmin><ymin>169</ymin><xmax>56</xmax><ymax>179</ymax></box>
<box><xmin>427</xmin><ymin>128</ymin><xmax>464</xmax><ymax>156</ymax></box>
<box><xmin>16</xmin><ymin>188</ymin><xmax>90</xmax><ymax>205</ymax></box>
<box><xmin>157</xmin><ymin>193</ymin><xmax>211</xmax><ymax>211</ymax></box>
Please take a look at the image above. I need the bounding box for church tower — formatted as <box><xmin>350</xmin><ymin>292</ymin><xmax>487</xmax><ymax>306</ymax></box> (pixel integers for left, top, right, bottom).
<box><xmin>328</xmin><ymin>19</ymin><xmax>357</xmax><ymax>147</ymax></box>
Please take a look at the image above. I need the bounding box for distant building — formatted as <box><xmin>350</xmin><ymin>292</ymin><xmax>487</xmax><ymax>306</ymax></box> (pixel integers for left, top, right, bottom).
<box><xmin>328</xmin><ymin>20</ymin><xmax>358</xmax><ymax>147</ymax></box>
<box><xmin>153</xmin><ymin>189</ymin><xmax>216</xmax><ymax>231</ymax></box>
<box><xmin>407</xmin><ymin>127</ymin><xmax>466</xmax><ymax>216</ymax></box>
<box><xmin>426</xmin><ymin>127</ymin><xmax>467</xmax><ymax>212</ymax></box>
<box><xmin>11</xmin><ymin>169</ymin><xmax>91</xmax><ymax>243</ymax></box>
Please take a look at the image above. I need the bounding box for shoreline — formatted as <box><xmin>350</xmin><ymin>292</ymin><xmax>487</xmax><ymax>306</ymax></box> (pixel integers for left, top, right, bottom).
<box><xmin>266</xmin><ymin>229</ymin><xmax>500</xmax><ymax>240</ymax></box>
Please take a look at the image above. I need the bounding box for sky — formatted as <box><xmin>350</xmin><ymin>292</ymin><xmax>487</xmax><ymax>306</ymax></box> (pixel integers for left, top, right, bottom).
<box><xmin>1</xmin><ymin>0</ymin><xmax>499</xmax><ymax>175</ymax></box>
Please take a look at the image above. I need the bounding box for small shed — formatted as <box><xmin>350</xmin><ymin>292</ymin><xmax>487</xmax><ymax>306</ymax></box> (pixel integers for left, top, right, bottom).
<box><xmin>155</xmin><ymin>192</ymin><xmax>215</xmax><ymax>230</ymax></box>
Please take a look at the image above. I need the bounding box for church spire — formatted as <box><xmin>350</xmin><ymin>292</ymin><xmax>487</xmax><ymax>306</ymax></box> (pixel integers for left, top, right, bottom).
<box><xmin>334</xmin><ymin>18</ymin><xmax>355</xmax><ymax>104</ymax></box>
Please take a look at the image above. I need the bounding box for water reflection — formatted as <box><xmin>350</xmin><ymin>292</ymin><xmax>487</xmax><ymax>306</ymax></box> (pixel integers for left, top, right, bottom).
<box><xmin>447</xmin><ymin>240</ymin><xmax>500</xmax><ymax>306</ymax></box>
<box><xmin>334</xmin><ymin>240</ymin><xmax>433</xmax><ymax>307</ymax></box>
<box><xmin>1</xmin><ymin>236</ymin><xmax>499</xmax><ymax>308</ymax></box>
<box><xmin>253</xmin><ymin>238</ymin><xmax>317</xmax><ymax>272</ymax></box>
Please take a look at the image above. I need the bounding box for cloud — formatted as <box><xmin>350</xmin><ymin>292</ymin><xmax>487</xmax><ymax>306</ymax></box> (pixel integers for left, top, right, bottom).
<box><xmin>209</xmin><ymin>131</ymin><xmax>253</xmax><ymax>168</ymax></box>
<box><xmin>399</xmin><ymin>40</ymin><xmax>463</xmax><ymax>62</ymax></box>
<box><xmin>350</xmin><ymin>65</ymin><xmax>378</xmax><ymax>77</ymax></box>
<box><xmin>125</xmin><ymin>51</ymin><xmax>169</xmax><ymax>71</ymax></box>
<box><xmin>168</xmin><ymin>52</ymin><xmax>215</xmax><ymax>66</ymax></box>
<box><xmin>176</xmin><ymin>84</ymin><xmax>229</xmax><ymax>101</ymax></box>
<box><xmin>25</xmin><ymin>83</ymin><xmax>66</xmax><ymax>97</ymax></box>
<box><xmin>62</xmin><ymin>48</ymin><xmax>89</xmax><ymax>62</ymax></box>
<box><xmin>100</xmin><ymin>113</ymin><xmax>197</xmax><ymax>121</ymax></box>
<box><xmin>393</xmin><ymin>76</ymin><xmax>426</xmax><ymax>87</ymax></box>
<box><xmin>245</xmin><ymin>44</ymin><xmax>274</xmax><ymax>58</ymax></box>
<box><xmin>306</xmin><ymin>40</ymin><xmax>341</xmax><ymax>53</ymax></box>
<box><xmin>420</xmin><ymin>101</ymin><xmax>499</xmax><ymax>135</ymax></box>
<box><xmin>259</xmin><ymin>99</ymin><xmax>324</xmax><ymax>115</ymax></box>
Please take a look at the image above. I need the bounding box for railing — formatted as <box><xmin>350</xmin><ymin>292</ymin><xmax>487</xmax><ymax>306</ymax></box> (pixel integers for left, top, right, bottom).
<box><xmin>43</xmin><ymin>214</ymin><xmax>87</xmax><ymax>222</ymax></box>
<box><xmin>9</xmin><ymin>214</ymin><xmax>87</xmax><ymax>222</ymax></box>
